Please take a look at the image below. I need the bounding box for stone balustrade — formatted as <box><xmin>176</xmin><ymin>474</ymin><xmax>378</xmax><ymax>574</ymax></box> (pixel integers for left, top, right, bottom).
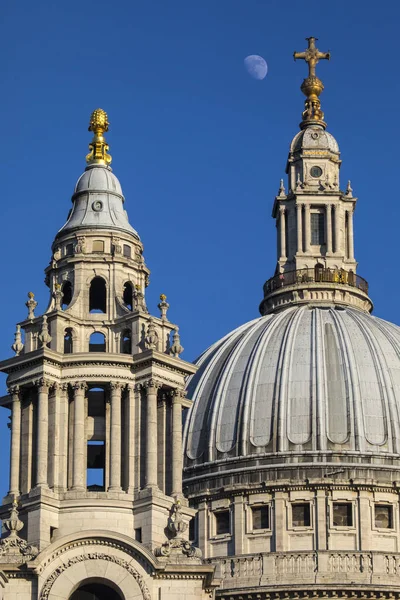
<box><xmin>208</xmin><ymin>551</ymin><xmax>400</xmax><ymax>589</ymax></box>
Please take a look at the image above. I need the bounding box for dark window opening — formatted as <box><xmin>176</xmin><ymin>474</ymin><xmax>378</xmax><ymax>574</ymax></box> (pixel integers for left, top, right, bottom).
<box><xmin>64</xmin><ymin>328</ymin><xmax>73</xmax><ymax>354</ymax></box>
<box><xmin>87</xmin><ymin>440</ymin><xmax>105</xmax><ymax>491</ymax></box>
<box><xmin>215</xmin><ymin>510</ymin><xmax>230</xmax><ymax>535</ymax></box>
<box><xmin>314</xmin><ymin>263</ymin><xmax>324</xmax><ymax>282</ymax></box>
<box><xmin>292</xmin><ymin>503</ymin><xmax>311</xmax><ymax>527</ymax></box>
<box><xmin>123</xmin><ymin>282</ymin><xmax>133</xmax><ymax>311</ymax></box>
<box><xmin>123</xmin><ymin>244</ymin><xmax>131</xmax><ymax>258</ymax></box>
<box><xmin>65</xmin><ymin>243</ymin><xmax>74</xmax><ymax>256</ymax></box>
<box><xmin>189</xmin><ymin>516</ymin><xmax>197</xmax><ymax>542</ymax></box>
<box><xmin>89</xmin><ymin>277</ymin><xmax>107</xmax><ymax>313</ymax></box>
<box><xmin>121</xmin><ymin>330</ymin><xmax>132</xmax><ymax>354</ymax></box>
<box><xmin>375</xmin><ymin>505</ymin><xmax>393</xmax><ymax>529</ymax></box>
<box><xmin>89</xmin><ymin>332</ymin><xmax>106</xmax><ymax>352</ymax></box>
<box><xmin>62</xmin><ymin>281</ymin><xmax>72</xmax><ymax>309</ymax></box>
<box><xmin>252</xmin><ymin>505</ymin><xmax>270</xmax><ymax>530</ymax></box>
<box><xmin>311</xmin><ymin>212</ymin><xmax>325</xmax><ymax>245</ymax></box>
<box><xmin>134</xmin><ymin>527</ymin><xmax>142</xmax><ymax>543</ymax></box>
<box><xmin>70</xmin><ymin>582</ymin><xmax>122</xmax><ymax>600</ymax></box>
<box><xmin>87</xmin><ymin>387</ymin><xmax>106</xmax><ymax>417</ymax></box>
<box><xmin>333</xmin><ymin>502</ymin><xmax>353</xmax><ymax>527</ymax></box>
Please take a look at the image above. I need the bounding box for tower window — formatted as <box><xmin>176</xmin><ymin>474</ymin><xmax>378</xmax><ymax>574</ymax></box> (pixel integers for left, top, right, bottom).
<box><xmin>123</xmin><ymin>282</ymin><xmax>133</xmax><ymax>311</ymax></box>
<box><xmin>64</xmin><ymin>328</ymin><xmax>73</xmax><ymax>354</ymax></box>
<box><xmin>122</xmin><ymin>330</ymin><xmax>132</xmax><ymax>354</ymax></box>
<box><xmin>123</xmin><ymin>244</ymin><xmax>131</xmax><ymax>258</ymax></box>
<box><xmin>332</xmin><ymin>502</ymin><xmax>353</xmax><ymax>527</ymax></box>
<box><xmin>311</xmin><ymin>212</ymin><xmax>325</xmax><ymax>245</ymax></box>
<box><xmin>251</xmin><ymin>505</ymin><xmax>270</xmax><ymax>530</ymax></box>
<box><xmin>375</xmin><ymin>505</ymin><xmax>393</xmax><ymax>529</ymax></box>
<box><xmin>89</xmin><ymin>332</ymin><xmax>106</xmax><ymax>352</ymax></box>
<box><xmin>92</xmin><ymin>240</ymin><xmax>104</xmax><ymax>253</ymax></box>
<box><xmin>215</xmin><ymin>510</ymin><xmax>230</xmax><ymax>535</ymax></box>
<box><xmin>61</xmin><ymin>281</ymin><xmax>72</xmax><ymax>309</ymax></box>
<box><xmin>87</xmin><ymin>440</ymin><xmax>105</xmax><ymax>491</ymax></box>
<box><xmin>89</xmin><ymin>277</ymin><xmax>107</xmax><ymax>313</ymax></box>
<box><xmin>292</xmin><ymin>503</ymin><xmax>311</xmax><ymax>527</ymax></box>
<box><xmin>135</xmin><ymin>527</ymin><xmax>142</xmax><ymax>543</ymax></box>
<box><xmin>65</xmin><ymin>243</ymin><xmax>74</xmax><ymax>256</ymax></box>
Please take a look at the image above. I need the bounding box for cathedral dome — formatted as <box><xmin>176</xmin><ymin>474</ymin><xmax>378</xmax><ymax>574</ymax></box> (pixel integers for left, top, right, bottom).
<box><xmin>184</xmin><ymin>305</ymin><xmax>400</xmax><ymax>483</ymax></box>
<box><xmin>74</xmin><ymin>164</ymin><xmax>123</xmax><ymax>196</ymax></box>
<box><xmin>290</xmin><ymin>124</ymin><xmax>339</xmax><ymax>154</ymax></box>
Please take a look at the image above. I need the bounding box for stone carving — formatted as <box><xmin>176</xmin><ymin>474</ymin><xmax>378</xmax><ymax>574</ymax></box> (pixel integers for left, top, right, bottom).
<box><xmin>133</xmin><ymin>284</ymin><xmax>148</xmax><ymax>312</ymax></box>
<box><xmin>112</xmin><ymin>236</ymin><xmax>122</xmax><ymax>254</ymax></box>
<box><xmin>38</xmin><ymin>315</ymin><xmax>52</xmax><ymax>347</ymax></box>
<box><xmin>11</xmin><ymin>325</ymin><xmax>24</xmax><ymax>356</ymax></box>
<box><xmin>53</xmin><ymin>283</ymin><xmax>63</xmax><ymax>310</ymax></box>
<box><xmin>278</xmin><ymin>179</ymin><xmax>286</xmax><ymax>197</ymax></box>
<box><xmin>158</xmin><ymin>294</ymin><xmax>169</xmax><ymax>320</ymax></box>
<box><xmin>155</xmin><ymin>501</ymin><xmax>202</xmax><ymax>560</ymax></box>
<box><xmin>144</xmin><ymin>318</ymin><xmax>159</xmax><ymax>351</ymax></box>
<box><xmin>0</xmin><ymin>500</ymin><xmax>38</xmax><ymax>564</ymax></box>
<box><xmin>169</xmin><ymin>327</ymin><xmax>183</xmax><ymax>358</ymax></box>
<box><xmin>26</xmin><ymin>292</ymin><xmax>37</xmax><ymax>319</ymax></box>
<box><xmin>39</xmin><ymin>551</ymin><xmax>151</xmax><ymax>600</ymax></box>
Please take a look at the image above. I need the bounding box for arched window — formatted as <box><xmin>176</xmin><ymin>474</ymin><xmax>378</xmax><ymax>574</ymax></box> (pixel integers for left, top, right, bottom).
<box><xmin>89</xmin><ymin>331</ymin><xmax>106</xmax><ymax>352</ymax></box>
<box><xmin>314</xmin><ymin>263</ymin><xmax>324</xmax><ymax>282</ymax></box>
<box><xmin>121</xmin><ymin>330</ymin><xmax>132</xmax><ymax>354</ymax></box>
<box><xmin>62</xmin><ymin>281</ymin><xmax>72</xmax><ymax>309</ymax></box>
<box><xmin>89</xmin><ymin>277</ymin><xmax>107</xmax><ymax>313</ymax></box>
<box><xmin>64</xmin><ymin>328</ymin><xmax>73</xmax><ymax>353</ymax></box>
<box><xmin>123</xmin><ymin>282</ymin><xmax>133</xmax><ymax>311</ymax></box>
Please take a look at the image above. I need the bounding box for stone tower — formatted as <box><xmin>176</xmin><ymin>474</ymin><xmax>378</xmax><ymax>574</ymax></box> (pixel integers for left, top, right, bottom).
<box><xmin>0</xmin><ymin>110</ymin><xmax>215</xmax><ymax>600</ymax></box>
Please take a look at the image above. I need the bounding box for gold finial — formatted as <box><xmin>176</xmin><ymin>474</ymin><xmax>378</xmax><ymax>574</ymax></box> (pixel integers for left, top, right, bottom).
<box><xmin>294</xmin><ymin>37</ymin><xmax>330</xmax><ymax>129</ymax></box>
<box><xmin>86</xmin><ymin>108</ymin><xmax>112</xmax><ymax>166</ymax></box>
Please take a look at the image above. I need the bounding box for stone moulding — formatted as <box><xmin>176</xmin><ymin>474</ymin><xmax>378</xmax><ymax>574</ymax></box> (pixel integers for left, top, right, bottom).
<box><xmin>39</xmin><ymin>552</ymin><xmax>151</xmax><ymax>600</ymax></box>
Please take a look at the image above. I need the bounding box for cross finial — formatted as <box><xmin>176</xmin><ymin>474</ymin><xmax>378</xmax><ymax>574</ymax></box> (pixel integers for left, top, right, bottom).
<box><xmin>293</xmin><ymin>37</ymin><xmax>331</xmax><ymax>130</ymax></box>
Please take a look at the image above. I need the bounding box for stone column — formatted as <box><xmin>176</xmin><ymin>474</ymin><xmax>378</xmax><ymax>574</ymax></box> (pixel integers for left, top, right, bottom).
<box><xmin>157</xmin><ymin>394</ymin><xmax>167</xmax><ymax>493</ymax></box>
<box><xmin>145</xmin><ymin>380</ymin><xmax>160</xmax><ymax>489</ymax></box>
<box><xmin>326</xmin><ymin>204</ymin><xmax>333</xmax><ymax>254</ymax></box>
<box><xmin>171</xmin><ymin>389</ymin><xmax>185</xmax><ymax>498</ymax></box>
<box><xmin>279</xmin><ymin>206</ymin><xmax>286</xmax><ymax>260</ymax></box>
<box><xmin>59</xmin><ymin>383</ymin><xmax>69</xmax><ymax>490</ymax></box>
<box><xmin>334</xmin><ymin>204</ymin><xmax>340</xmax><ymax>254</ymax></box>
<box><xmin>304</xmin><ymin>204</ymin><xmax>311</xmax><ymax>252</ymax></box>
<box><xmin>36</xmin><ymin>378</ymin><xmax>50</xmax><ymax>488</ymax></box>
<box><xmin>296</xmin><ymin>203</ymin><xmax>303</xmax><ymax>253</ymax></box>
<box><xmin>125</xmin><ymin>384</ymin><xmax>135</xmax><ymax>493</ymax></box>
<box><xmin>72</xmin><ymin>381</ymin><xmax>86</xmax><ymax>490</ymax></box>
<box><xmin>9</xmin><ymin>386</ymin><xmax>21</xmax><ymax>496</ymax></box>
<box><xmin>347</xmin><ymin>208</ymin><xmax>355</xmax><ymax>260</ymax></box>
<box><xmin>109</xmin><ymin>381</ymin><xmax>122</xmax><ymax>491</ymax></box>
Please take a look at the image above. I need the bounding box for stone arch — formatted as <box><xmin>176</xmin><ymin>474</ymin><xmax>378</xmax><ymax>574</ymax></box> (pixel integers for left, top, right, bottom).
<box><xmin>69</xmin><ymin>579</ymin><xmax>123</xmax><ymax>600</ymax></box>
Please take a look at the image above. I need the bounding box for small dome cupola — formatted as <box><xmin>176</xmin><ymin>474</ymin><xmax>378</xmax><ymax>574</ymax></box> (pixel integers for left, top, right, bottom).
<box><xmin>58</xmin><ymin>109</ymin><xmax>139</xmax><ymax>239</ymax></box>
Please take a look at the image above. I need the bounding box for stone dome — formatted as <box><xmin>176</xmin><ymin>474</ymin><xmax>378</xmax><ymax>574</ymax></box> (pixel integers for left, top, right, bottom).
<box><xmin>290</xmin><ymin>124</ymin><xmax>339</xmax><ymax>154</ymax></box>
<box><xmin>58</xmin><ymin>164</ymin><xmax>139</xmax><ymax>239</ymax></box>
<box><xmin>184</xmin><ymin>305</ymin><xmax>400</xmax><ymax>483</ymax></box>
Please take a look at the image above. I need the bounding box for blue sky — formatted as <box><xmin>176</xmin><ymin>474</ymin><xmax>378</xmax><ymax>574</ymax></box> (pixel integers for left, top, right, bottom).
<box><xmin>0</xmin><ymin>0</ymin><xmax>399</xmax><ymax>499</ymax></box>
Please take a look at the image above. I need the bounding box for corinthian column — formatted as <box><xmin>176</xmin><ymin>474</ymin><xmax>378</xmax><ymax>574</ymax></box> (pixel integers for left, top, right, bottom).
<box><xmin>36</xmin><ymin>378</ymin><xmax>50</xmax><ymax>487</ymax></box>
<box><xmin>171</xmin><ymin>389</ymin><xmax>185</xmax><ymax>498</ymax></box>
<box><xmin>279</xmin><ymin>206</ymin><xmax>286</xmax><ymax>260</ymax></box>
<box><xmin>145</xmin><ymin>380</ymin><xmax>160</xmax><ymax>489</ymax></box>
<box><xmin>347</xmin><ymin>208</ymin><xmax>355</xmax><ymax>260</ymax></box>
<box><xmin>334</xmin><ymin>204</ymin><xmax>340</xmax><ymax>254</ymax></box>
<box><xmin>109</xmin><ymin>381</ymin><xmax>122</xmax><ymax>491</ymax></box>
<box><xmin>304</xmin><ymin>204</ymin><xmax>311</xmax><ymax>252</ymax></box>
<box><xmin>296</xmin><ymin>203</ymin><xmax>303</xmax><ymax>254</ymax></box>
<box><xmin>72</xmin><ymin>381</ymin><xmax>87</xmax><ymax>490</ymax></box>
<box><xmin>326</xmin><ymin>204</ymin><xmax>333</xmax><ymax>253</ymax></box>
<box><xmin>9</xmin><ymin>386</ymin><xmax>21</xmax><ymax>496</ymax></box>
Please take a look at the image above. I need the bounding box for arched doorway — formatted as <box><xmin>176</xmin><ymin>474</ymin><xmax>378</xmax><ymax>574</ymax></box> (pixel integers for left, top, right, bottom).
<box><xmin>70</xmin><ymin>582</ymin><xmax>123</xmax><ymax>600</ymax></box>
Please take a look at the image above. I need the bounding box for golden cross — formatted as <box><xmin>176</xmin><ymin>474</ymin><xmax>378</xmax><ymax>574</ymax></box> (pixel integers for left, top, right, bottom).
<box><xmin>294</xmin><ymin>37</ymin><xmax>330</xmax><ymax>79</ymax></box>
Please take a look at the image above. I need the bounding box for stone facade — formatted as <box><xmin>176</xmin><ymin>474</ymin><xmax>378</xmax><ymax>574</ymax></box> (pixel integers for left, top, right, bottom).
<box><xmin>0</xmin><ymin>109</ymin><xmax>215</xmax><ymax>600</ymax></box>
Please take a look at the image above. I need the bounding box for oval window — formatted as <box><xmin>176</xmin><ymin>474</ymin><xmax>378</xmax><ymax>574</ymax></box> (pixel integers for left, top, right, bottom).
<box><xmin>310</xmin><ymin>166</ymin><xmax>322</xmax><ymax>178</ymax></box>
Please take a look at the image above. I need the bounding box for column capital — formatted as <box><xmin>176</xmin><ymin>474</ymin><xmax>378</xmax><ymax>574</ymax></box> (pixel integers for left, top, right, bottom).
<box><xmin>143</xmin><ymin>379</ymin><xmax>163</xmax><ymax>391</ymax></box>
<box><xmin>8</xmin><ymin>385</ymin><xmax>21</xmax><ymax>399</ymax></box>
<box><xmin>35</xmin><ymin>378</ymin><xmax>51</xmax><ymax>392</ymax></box>
<box><xmin>110</xmin><ymin>381</ymin><xmax>123</xmax><ymax>392</ymax></box>
<box><xmin>72</xmin><ymin>381</ymin><xmax>87</xmax><ymax>392</ymax></box>
<box><xmin>279</xmin><ymin>205</ymin><xmax>286</xmax><ymax>215</ymax></box>
<box><xmin>171</xmin><ymin>388</ymin><xmax>187</xmax><ymax>403</ymax></box>
<box><xmin>61</xmin><ymin>382</ymin><xmax>69</xmax><ymax>392</ymax></box>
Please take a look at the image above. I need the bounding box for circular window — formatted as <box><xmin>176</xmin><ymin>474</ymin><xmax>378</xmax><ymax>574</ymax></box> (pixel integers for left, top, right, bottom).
<box><xmin>310</xmin><ymin>166</ymin><xmax>322</xmax><ymax>178</ymax></box>
<box><xmin>92</xmin><ymin>200</ymin><xmax>103</xmax><ymax>212</ymax></box>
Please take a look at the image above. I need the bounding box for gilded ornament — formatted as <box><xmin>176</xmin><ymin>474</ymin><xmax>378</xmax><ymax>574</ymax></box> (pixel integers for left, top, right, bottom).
<box><xmin>86</xmin><ymin>108</ymin><xmax>112</xmax><ymax>166</ymax></box>
<box><xmin>294</xmin><ymin>37</ymin><xmax>330</xmax><ymax>129</ymax></box>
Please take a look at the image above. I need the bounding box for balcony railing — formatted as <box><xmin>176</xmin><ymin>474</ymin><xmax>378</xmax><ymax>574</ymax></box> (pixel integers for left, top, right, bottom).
<box><xmin>263</xmin><ymin>267</ymin><xmax>369</xmax><ymax>297</ymax></box>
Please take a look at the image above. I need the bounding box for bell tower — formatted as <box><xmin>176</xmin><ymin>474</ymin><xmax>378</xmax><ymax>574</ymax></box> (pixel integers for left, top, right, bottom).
<box><xmin>260</xmin><ymin>38</ymin><xmax>373</xmax><ymax>316</ymax></box>
<box><xmin>0</xmin><ymin>111</ymin><xmax>215</xmax><ymax>600</ymax></box>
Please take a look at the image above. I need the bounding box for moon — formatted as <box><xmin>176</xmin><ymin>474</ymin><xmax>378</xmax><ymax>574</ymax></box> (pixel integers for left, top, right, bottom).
<box><xmin>244</xmin><ymin>55</ymin><xmax>268</xmax><ymax>80</ymax></box>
